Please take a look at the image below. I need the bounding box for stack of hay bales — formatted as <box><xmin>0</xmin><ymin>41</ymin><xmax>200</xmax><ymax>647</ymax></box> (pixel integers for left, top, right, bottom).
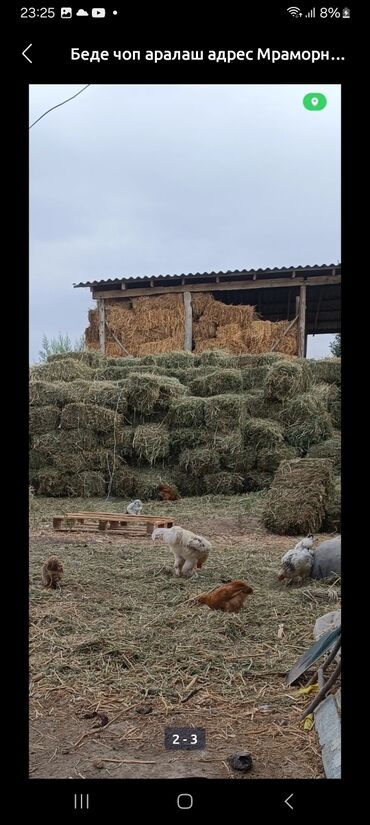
<box><xmin>29</xmin><ymin>351</ymin><xmax>340</xmax><ymax>517</ymax></box>
<box><xmin>85</xmin><ymin>293</ymin><xmax>298</xmax><ymax>357</ymax></box>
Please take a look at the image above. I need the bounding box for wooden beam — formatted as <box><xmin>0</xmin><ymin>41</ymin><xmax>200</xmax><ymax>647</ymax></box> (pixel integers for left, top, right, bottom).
<box><xmin>314</xmin><ymin>290</ymin><xmax>323</xmax><ymax>333</ymax></box>
<box><xmin>298</xmin><ymin>284</ymin><xmax>307</xmax><ymax>358</ymax></box>
<box><xmin>97</xmin><ymin>299</ymin><xmax>105</xmax><ymax>355</ymax></box>
<box><xmin>121</xmin><ymin>281</ymin><xmax>126</xmax><ymax>290</ymax></box>
<box><xmin>183</xmin><ymin>291</ymin><xmax>193</xmax><ymax>352</ymax></box>
<box><xmin>92</xmin><ymin>274</ymin><xmax>341</xmax><ymax>301</ymax></box>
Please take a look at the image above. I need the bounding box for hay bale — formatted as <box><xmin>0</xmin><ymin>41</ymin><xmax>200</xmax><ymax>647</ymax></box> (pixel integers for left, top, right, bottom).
<box><xmin>169</xmin><ymin>397</ymin><xmax>205</xmax><ymax>428</ymax></box>
<box><xmin>173</xmin><ymin>471</ymin><xmax>205</xmax><ymax>497</ymax></box>
<box><xmin>283</xmin><ymin>393</ymin><xmax>333</xmax><ymax>452</ymax></box>
<box><xmin>263</xmin><ymin>360</ymin><xmax>309</xmax><ymax>402</ymax></box>
<box><xmin>242</xmin><ymin>418</ymin><xmax>284</xmax><ymax>451</ymax></box>
<box><xmin>262</xmin><ymin>458</ymin><xmax>333</xmax><ymax>535</ymax></box>
<box><xmin>29</xmin><ymin>380</ymin><xmax>76</xmax><ymax>407</ymax></box>
<box><xmin>110</xmin><ymin>467</ymin><xmax>137</xmax><ymax>498</ymax></box>
<box><xmin>86</xmin><ymin>382</ymin><xmax>128</xmax><ymax>414</ymax></box>
<box><xmin>308</xmin><ymin>436</ymin><xmax>341</xmax><ymax>472</ymax></box>
<box><xmin>132</xmin><ymin>468</ymin><xmax>179</xmax><ymax>500</ymax></box>
<box><xmin>94</xmin><ymin>366</ymin><xmax>130</xmax><ymax>381</ymax></box>
<box><xmin>125</xmin><ymin>373</ymin><xmax>187</xmax><ymax>415</ymax></box>
<box><xmin>309</xmin><ymin>358</ymin><xmax>341</xmax><ymax>386</ymax></box>
<box><xmin>203</xmin><ymin>472</ymin><xmax>244</xmax><ymax>495</ymax></box>
<box><xmin>29</xmin><ymin>406</ymin><xmax>60</xmax><ymax>434</ymax></box>
<box><xmin>323</xmin><ymin>476</ymin><xmax>341</xmax><ymax>532</ymax></box>
<box><xmin>204</xmin><ymin>395</ymin><xmax>248</xmax><ymax>431</ymax></box>
<box><xmin>311</xmin><ymin>382</ymin><xmax>341</xmax><ymax>426</ymax></box>
<box><xmin>60</xmin><ymin>403</ymin><xmax>121</xmax><ymax>433</ymax></box>
<box><xmin>169</xmin><ymin>428</ymin><xmax>210</xmax><ymax>456</ymax></box>
<box><xmin>30</xmin><ymin>468</ymin><xmax>73</xmax><ymax>497</ymax></box>
<box><xmin>179</xmin><ymin>447</ymin><xmax>220</xmax><ymax>477</ymax></box>
<box><xmin>30</xmin><ymin>360</ymin><xmax>93</xmax><ymax>383</ymax></box>
<box><xmin>29</xmin><ymin>448</ymin><xmax>49</xmax><ymax>470</ymax></box>
<box><xmin>213</xmin><ymin>432</ymin><xmax>255</xmax><ymax>473</ymax></box>
<box><xmin>255</xmin><ymin>444</ymin><xmax>298</xmax><ymax>473</ymax></box>
<box><xmin>47</xmin><ymin>351</ymin><xmax>104</xmax><ymax>368</ymax></box>
<box><xmin>241</xmin><ymin>365</ymin><xmax>269</xmax><ymax>390</ymax></box>
<box><xmin>32</xmin><ymin>429</ymin><xmax>99</xmax><ymax>454</ymax></box>
<box><xmin>150</xmin><ymin>352</ymin><xmax>197</xmax><ymax>369</ymax></box>
<box><xmin>77</xmin><ymin>471</ymin><xmax>106</xmax><ymax>497</ymax></box>
<box><xmin>198</xmin><ymin>350</ymin><xmax>236</xmax><ymax>368</ymax></box>
<box><xmin>132</xmin><ymin>424</ymin><xmax>170</xmax><ymax>465</ymax></box>
<box><xmin>51</xmin><ymin>449</ymin><xmax>125</xmax><ymax>475</ymax></box>
<box><xmin>189</xmin><ymin>369</ymin><xmax>242</xmax><ymax>397</ymax></box>
<box><xmin>243</xmin><ymin>471</ymin><xmax>273</xmax><ymax>491</ymax></box>
<box><xmin>99</xmin><ymin>426</ymin><xmax>135</xmax><ymax>458</ymax></box>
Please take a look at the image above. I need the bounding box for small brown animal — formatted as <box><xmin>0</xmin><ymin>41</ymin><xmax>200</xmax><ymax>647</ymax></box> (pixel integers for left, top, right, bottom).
<box><xmin>196</xmin><ymin>580</ymin><xmax>253</xmax><ymax>613</ymax></box>
<box><xmin>157</xmin><ymin>483</ymin><xmax>179</xmax><ymax>501</ymax></box>
<box><xmin>42</xmin><ymin>555</ymin><xmax>64</xmax><ymax>589</ymax></box>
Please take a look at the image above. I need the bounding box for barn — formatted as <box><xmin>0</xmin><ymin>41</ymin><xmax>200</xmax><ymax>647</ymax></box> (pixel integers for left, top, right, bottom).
<box><xmin>75</xmin><ymin>263</ymin><xmax>341</xmax><ymax>359</ymax></box>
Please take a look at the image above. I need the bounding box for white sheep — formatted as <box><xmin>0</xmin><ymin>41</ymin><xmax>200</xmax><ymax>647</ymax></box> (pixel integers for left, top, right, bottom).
<box><xmin>126</xmin><ymin>499</ymin><xmax>143</xmax><ymax>515</ymax></box>
<box><xmin>151</xmin><ymin>525</ymin><xmax>211</xmax><ymax>578</ymax></box>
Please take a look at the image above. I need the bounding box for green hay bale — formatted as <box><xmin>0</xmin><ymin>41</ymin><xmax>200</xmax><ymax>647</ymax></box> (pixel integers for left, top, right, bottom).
<box><xmin>86</xmin><ymin>382</ymin><xmax>128</xmax><ymax>414</ymax></box>
<box><xmin>77</xmin><ymin>471</ymin><xmax>106</xmax><ymax>497</ymax></box>
<box><xmin>241</xmin><ymin>365</ymin><xmax>269</xmax><ymax>391</ymax></box>
<box><xmin>169</xmin><ymin>396</ymin><xmax>205</xmax><ymax>428</ymax></box>
<box><xmin>105</xmin><ymin>356</ymin><xmax>141</xmax><ymax>368</ymax></box>
<box><xmin>263</xmin><ymin>359</ymin><xmax>310</xmax><ymax>402</ymax></box>
<box><xmin>169</xmin><ymin>428</ymin><xmax>210</xmax><ymax>456</ymax></box>
<box><xmin>29</xmin><ymin>449</ymin><xmax>49</xmax><ymax>470</ymax></box>
<box><xmin>132</xmin><ymin>424</ymin><xmax>170</xmax><ymax>465</ymax></box>
<box><xmin>110</xmin><ymin>467</ymin><xmax>137</xmax><ymax>498</ymax></box>
<box><xmin>30</xmin><ymin>360</ymin><xmax>93</xmax><ymax>383</ymax></box>
<box><xmin>151</xmin><ymin>351</ymin><xmax>197</xmax><ymax>369</ymax></box>
<box><xmin>32</xmin><ymin>429</ymin><xmax>99</xmax><ymax>454</ymax></box>
<box><xmin>60</xmin><ymin>403</ymin><xmax>122</xmax><ymax>433</ymax></box>
<box><xmin>29</xmin><ymin>405</ymin><xmax>60</xmax><ymax>434</ymax></box>
<box><xmin>31</xmin><ymin>468</ymin><xmax>105</xmax><ymax>497</ymax></box>
<box><xmin>243</xmin><ymin>470</ymin><xmax>273</xmax><ymax>492</ymax></box>
<box><xmin>132</xmin><ymin>468</ymin><xmax>180</xmax><ymax>500</ymax></box>
<box><xmin>99</xmin><ymin>426</ymin><xmax>135</xmax><ymax>458</ymax></box>
<box><xmin>179</xmin><ymin>447</ymin><xmax>220</xmax><ymax>477</ymax></box>
<box><xmin>47</xmin><ymin>351</ymin><xmax>105</xmax><ymax>368</ymax></box>
<box><xmin>94</xmin><ymin>366</ymin><xmax>133</xmax><ymax>381</ymax></box>
<box><xmin>125</xmin><ymin>373</ymin><xmax>187</xmax><ymax>415</ymax></box>
<box><xmin>308</xmin><ymin>358</ymin><xmax>341</xmax><ymax>386</ymax></box>
<box><xmin>242</xmin><ymin>418</ymin><xmax>284</xmax><ymax>451</ymax></box>
<box><xmin>189</xmin><ymin>369</ymin><xmax>243</xmax><ymax>397</ymax></box>
<box><xmin>198</xmin><ymin>350</ymin><xmax>236</xmax><ymax>368</ymax></box>
<box><xmin>308</xmin><ymin>436</ymin><xmax>341</xmax><ymax>472</ymax></box>
<box><xmin>255</xmin><ymin>444</ymin><xmax>298</xmax><ymax>473</ymax></box>
<box><xmin>204</xmin><ymin>394</ymin><xmax>248</xmax><ymax>431</ymax></box>
<box><xmin>203</xmin><ymin>472</ymin><xmax>244</xmax><ymax>495</ymax></box>
<box><xmin>262</xmin><ymin>457</ymin><xmax>333</xmax><ymax>535</ymax></box>
<box><xmin>243</xmin><ymin>390</ymin><xmax>268</xmax><ymax>418</ymax></box>
<box><xmin>283</xmin><ymin>393</ymin><xmax>333</xmax><ymax>452</ymax></box>
<box><xmin>323</xmin><ymin>476</ymin><xmax>341</xmax><ymax>532</ymax></box>
<box><xmin>173</xmin><ymin>471</ymin><xmax>205</xmax><ymax>497</ymax></box>
<box><xmin>213</xmin><ymin>432</ymin><xmax>255</xmax><ymax>473</ymax></box>
<box><xmin>29</xmin><ymin>380</ymin><xmax>79</xmax><ymax>408</ymax></box>
<box><xmin>51</xmin><ymin>449</ymin><xmax>125</xmax><ymax>475</ymax></box>
<box><xmin>311</xmin><ymin>382</ymin><xmax>341</xmax><ymax>427</ymax></box>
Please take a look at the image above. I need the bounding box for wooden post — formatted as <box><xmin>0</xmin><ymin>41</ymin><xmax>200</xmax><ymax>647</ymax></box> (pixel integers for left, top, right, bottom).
<box><xmin>298</xmin><ymin>285</ymin><xmax>307</xmax><ymax>358</ymax></box>
<box><xmin>183</xmin><ymin>291</ymin><xmax>193</xmax><ymax>352</ymax></box>
<box><xmin>97</xmin><ymin>299</ymin><xmax>105</xmax><ymax>355</ymax></box>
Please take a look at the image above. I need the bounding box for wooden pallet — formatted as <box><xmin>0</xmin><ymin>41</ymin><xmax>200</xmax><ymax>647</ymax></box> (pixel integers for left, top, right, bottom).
<box><xmin>52</xmin><ymin>511</ymin><xmax>174</xmax><ymax>537</ymax></box>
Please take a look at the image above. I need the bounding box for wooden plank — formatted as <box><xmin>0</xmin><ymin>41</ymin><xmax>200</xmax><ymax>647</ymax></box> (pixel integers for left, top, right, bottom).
<box><xmin>53</xmin><ymin>517</ymin><xmax>63</xmax><ymax>530</ymax></box>
<box><xmin>65</xmin><ymin>512</ymin><xmax>174</xmax><ymax>523</ymax></box>
<box><xmin>183</xmin><ymin>291</ymin><xmax>193</xmax><ymax>352</ymax></box>
<box><xmin>298</xmin><ymin>284</ymin><xmax>307</xmax><ymax>358</ymax></box>
<box><xmin>97</xmin><ymin>299</ymin><xmax>105</xmax><ymax>354</ymax></box>
<box><xmin>92</xmin><ymin>274</ymin><xmax>341</xmax><ymax>301</ymax></box>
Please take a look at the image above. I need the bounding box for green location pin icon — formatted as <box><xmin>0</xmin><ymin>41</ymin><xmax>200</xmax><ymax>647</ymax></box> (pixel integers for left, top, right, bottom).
<box><xmin>303</xmin><ymin>93</ymin><xmax>327</xmax><ymax>110</ymax></box>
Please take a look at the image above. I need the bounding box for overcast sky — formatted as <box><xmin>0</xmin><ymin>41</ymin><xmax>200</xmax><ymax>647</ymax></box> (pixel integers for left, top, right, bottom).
<box><xmin>29</xmin><ymin>84</ymin><xmax>340</xmax><ymax>363</ymax></box>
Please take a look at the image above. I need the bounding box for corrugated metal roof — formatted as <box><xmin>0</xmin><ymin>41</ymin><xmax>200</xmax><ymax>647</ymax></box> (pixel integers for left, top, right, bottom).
<box><xmin>73</xmin><ymin>263</ymin><xmax>340</xmax><ymax>288</ymax></box>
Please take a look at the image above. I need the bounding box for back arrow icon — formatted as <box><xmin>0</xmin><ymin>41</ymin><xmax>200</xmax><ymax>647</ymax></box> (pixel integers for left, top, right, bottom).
<box><xmin>22</xmin><ymin>44</ymin><xmax>32</xmax><ymax>63</ymax></box>
<box><xmin>284</xmin><ymin>794</ymin><xmax>294</xmax><ymax>810</ymax></box>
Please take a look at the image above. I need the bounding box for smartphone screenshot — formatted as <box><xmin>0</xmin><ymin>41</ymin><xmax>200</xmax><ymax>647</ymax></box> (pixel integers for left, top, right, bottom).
<box><xmin>20</xmin><ymin>3</ymin><xmax>349</xmax><ymax>814</ymax></box>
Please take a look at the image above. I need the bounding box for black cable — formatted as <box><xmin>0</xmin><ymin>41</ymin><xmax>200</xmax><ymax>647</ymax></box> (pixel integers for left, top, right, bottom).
<box><xmin>29</xmin><ymin>84</ymin><xmax>91</xmax><ymax>129</ymax></box>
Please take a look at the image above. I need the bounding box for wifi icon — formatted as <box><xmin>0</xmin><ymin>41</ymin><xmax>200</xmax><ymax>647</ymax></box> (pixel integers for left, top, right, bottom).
<box><xmin>287</xmin><ymin>6</ymin><xmax>301</xmax><ymax>15</ymax></box>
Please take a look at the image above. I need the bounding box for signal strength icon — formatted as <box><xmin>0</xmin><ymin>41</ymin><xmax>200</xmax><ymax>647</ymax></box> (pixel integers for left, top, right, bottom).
<box><xmin>287</xmin><ymin>6</ymin><xmax>301</xmax><ymax>15</ymax></box>
<box><xmin>305</xmin><ymin>7</ymin><xmax>316</xmax><ymax>16</ymax></box>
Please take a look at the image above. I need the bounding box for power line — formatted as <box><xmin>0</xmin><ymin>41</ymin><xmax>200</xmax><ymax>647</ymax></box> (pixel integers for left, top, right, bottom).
<box><xmin>29</xmin><ymin>84</ymin><xmax>91</xmax><ymax>129</ymax></box>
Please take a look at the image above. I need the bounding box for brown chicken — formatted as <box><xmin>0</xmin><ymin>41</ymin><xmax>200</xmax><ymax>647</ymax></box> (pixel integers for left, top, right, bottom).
<box><xmin>41</xmin><ymin>555</ymin><xmax>64</xmax><ymax>589</ymax></box>
<box><xmin>196</xmin><ymin>580</ymin><xmax>253</xmax><ymax>613</ymax></box>
<box><xmin>157</xmin><ymin>483</ymin><xmax>179</xmax><ymax>501</ymax></box>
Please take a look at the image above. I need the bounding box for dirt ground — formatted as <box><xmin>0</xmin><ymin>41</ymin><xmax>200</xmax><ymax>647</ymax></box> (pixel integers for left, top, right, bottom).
<box><xmin>29</xmin><ymin>493</ymin><xmax>340</xmax><ymax>780</ymax></box>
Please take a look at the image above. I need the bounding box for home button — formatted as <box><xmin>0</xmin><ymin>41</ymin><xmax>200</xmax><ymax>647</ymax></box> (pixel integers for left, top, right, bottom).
<box><xmin>177</xmin><ymin>794</ymin><xmax>193</xmax><ymax>809</ymax></box>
